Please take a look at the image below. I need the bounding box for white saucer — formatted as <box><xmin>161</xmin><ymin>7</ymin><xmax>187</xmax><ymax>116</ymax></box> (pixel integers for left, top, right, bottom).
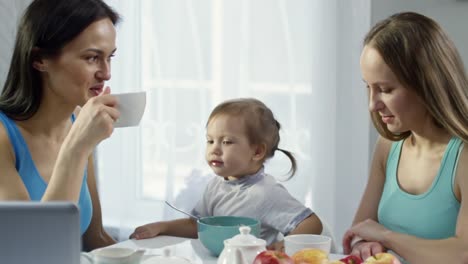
<box><xmin>143</xmin><ymin>255</ymin><xmax>192</xmax><ymax>264</ymax></box>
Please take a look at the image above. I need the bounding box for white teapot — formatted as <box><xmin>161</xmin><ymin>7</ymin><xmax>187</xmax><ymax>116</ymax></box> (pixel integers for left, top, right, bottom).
<box><xmin>217</xmin><ymin>226</ymin><xmax>267</xmax><ymax>264</ymax></box>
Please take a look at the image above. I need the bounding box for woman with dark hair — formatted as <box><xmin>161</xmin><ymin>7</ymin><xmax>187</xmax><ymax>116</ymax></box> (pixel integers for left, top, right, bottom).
<box><xmin>342</xmin><ymin>12</ymin><xmax>468</xmax><ymax>264</ymax></box>
<box><xmin>0</xmin><ymin>0</ymin><xmax>121</xmax><ymax>251</ymax></box>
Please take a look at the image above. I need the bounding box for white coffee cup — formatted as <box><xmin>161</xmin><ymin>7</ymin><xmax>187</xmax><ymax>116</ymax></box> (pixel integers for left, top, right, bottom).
<box><xmin>113</xmin><ymin>91</ymin><xmax>146</xmax><ymax>128</ymax></box>
<box><xmin>81</xmin><ymin>247</ymin><xmax>145</xmax><ymax>264</ymax></box>
<box><xmin>284</xmin><ymin>234</ymin><xmax>332</xmax><ymax>256</ymax></box>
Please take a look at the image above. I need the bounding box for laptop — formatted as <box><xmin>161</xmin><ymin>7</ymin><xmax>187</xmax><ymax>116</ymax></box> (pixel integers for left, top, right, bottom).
<box><xmin>0</xmin><ymin>201</ymin><xmax>81</xmax><ymax>264</ymax></box>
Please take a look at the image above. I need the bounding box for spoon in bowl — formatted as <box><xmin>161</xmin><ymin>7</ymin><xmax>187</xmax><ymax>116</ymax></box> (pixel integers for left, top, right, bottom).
<box><xmin>164</xmin><ymin>201</ymin><xmax>201</xmax><ymax>220</ymax></box>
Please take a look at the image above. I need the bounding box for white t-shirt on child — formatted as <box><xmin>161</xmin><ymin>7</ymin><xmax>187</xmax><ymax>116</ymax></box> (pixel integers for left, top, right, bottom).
<box><xmin>191</xmin><ymin>167</ymin><xmax>314</xmax><ymax>245</ymax></box>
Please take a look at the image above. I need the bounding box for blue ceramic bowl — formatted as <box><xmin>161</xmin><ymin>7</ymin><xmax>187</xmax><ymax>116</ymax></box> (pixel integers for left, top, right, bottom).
<box><xmin>197</xmin><ymin>216</ymin><xmax>260</xmax><ymax>256</ymax></box>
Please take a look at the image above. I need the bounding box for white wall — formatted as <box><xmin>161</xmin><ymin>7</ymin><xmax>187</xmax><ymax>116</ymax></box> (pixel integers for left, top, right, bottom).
<box><xmin>371</xmin><ymin>0</ymin><xmax>468</xmax><ymax>71</ymax></box>
<box><xmin>333</xmin><ymin>0</ymin><xmax>372</xmax><ymax>250</ymax></box>
<box><xmin>0</xmin><ymin>0</ymin><xmax>32</xmax><ymax>84</ymax></box>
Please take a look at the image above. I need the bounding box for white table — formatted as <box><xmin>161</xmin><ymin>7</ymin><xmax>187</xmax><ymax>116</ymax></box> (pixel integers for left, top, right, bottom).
<box><xmin>101</xmin><ymin>236</ymin><xmax>346</xmax><ymax>264</ymax></box>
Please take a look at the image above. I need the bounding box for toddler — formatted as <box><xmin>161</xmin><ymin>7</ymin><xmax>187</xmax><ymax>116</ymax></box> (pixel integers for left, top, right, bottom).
<box><xmin>130</xmin><ymin>98</ymin><xmax>323</xmax><ymax>248</ymax></box>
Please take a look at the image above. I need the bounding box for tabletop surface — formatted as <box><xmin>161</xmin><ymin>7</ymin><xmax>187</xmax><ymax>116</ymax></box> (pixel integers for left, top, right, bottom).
<box><xmin>80</xmin><ymin>235</ymin><xmax>346</xmax><ymax>264</ymax></box>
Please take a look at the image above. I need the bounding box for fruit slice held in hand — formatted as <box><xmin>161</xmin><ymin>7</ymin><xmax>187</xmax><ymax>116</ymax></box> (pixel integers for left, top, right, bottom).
<box><xmin>253</xmin><ymin>250</ymin><xmax>294</xmax><ymax>264</ymax></box>
<box><xmin>326</xmin><ymin>255</ymin><xmax>363</xmax><ymax>264</ymax></box>
<box><xmin>363</xmin><ymin>253</ymin><xmax>400</xmax><ymax>264</ymax></box>
<box><xmin>339</xmin><ymin>255</ymin><xmax>363</xmax><ymax>264</ymax></box>
<box><xmin>291</xmin><ymin>248</ymin><xmax>328</xmax><ymax>264</ymax></box>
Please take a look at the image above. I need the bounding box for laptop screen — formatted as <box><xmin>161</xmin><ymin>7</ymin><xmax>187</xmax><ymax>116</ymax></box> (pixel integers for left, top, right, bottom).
<box><xmin>0</xmin><ymin>201</ymin><xmax>80</xmax><ymax>264</ymax></box>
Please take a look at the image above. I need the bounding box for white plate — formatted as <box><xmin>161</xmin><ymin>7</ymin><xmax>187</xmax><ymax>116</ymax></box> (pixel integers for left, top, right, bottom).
<box><xmin>143</xmin><ymin>255</ymin><xmax>192</xmax><ymax>264</ymax></box>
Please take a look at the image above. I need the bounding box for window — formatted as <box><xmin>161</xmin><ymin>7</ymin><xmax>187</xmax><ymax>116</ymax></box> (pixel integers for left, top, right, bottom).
<box><xmin>99</xmin><ymin>0</ymin><xmax>371</xmax><ymax>242</ymax></box>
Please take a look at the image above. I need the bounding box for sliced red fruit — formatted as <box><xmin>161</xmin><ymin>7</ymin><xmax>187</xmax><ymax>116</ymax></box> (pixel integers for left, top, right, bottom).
<box><xmin>339</xmin><ymin>255</ymin><xmax>363</xmax><ymax>264</ymax></box>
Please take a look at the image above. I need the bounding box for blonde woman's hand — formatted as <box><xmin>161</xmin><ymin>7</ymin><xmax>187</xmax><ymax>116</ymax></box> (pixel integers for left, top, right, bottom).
<box><xmin>345</xmin><ymin>219</ymin><xmax>390</xmax><ymax>246</ymax></box>
<box><xmin>343</xmin><ymin>219</ymin><xmax>390</xmax><ymax>260</ymax></box>
<box><xmin>350</xmin><ymin>241</ymin><xmax>386</xmax><ymax>261</ymax></box>
<box><xmin>66</xmin><ymin>87</ymin><xmax>120</xmax><ymax>154</ymax></box>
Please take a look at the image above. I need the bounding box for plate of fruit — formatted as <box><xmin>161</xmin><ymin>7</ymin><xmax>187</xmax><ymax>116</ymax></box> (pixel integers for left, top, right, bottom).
<box><xmin>252</xmin><ymin>249</ymin><xmax>401</xmax><ymax>264</ymax></box>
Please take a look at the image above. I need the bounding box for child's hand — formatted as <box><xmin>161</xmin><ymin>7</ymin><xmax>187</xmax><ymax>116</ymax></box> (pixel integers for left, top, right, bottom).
<box><xmin>267</xmin><ymin>240</ymin><xmax>285</xmax><ymax>252</ymax></box>
<box><xmin>129</xmin><ymin>222</ymin><xmax>164</xmax><ymax>240</ymax></box>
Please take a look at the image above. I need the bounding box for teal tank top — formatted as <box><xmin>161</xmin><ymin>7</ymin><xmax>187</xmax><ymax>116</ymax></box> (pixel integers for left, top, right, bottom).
<box><xmin>378</xmin><ymin>137</ymin><xmax>462</xmax><ymax>239</ymax></box>
<box><xmin>0</xmin><ymin>112</ymin><xmax>92</xmax><ymax>235</ymax></box>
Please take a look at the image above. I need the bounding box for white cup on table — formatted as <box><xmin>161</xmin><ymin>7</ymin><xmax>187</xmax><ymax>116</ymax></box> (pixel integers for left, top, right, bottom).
<box><xmin>284</xmin><ymin>234</ymin><xmax>332</xmax><ymax>256</ymax></box>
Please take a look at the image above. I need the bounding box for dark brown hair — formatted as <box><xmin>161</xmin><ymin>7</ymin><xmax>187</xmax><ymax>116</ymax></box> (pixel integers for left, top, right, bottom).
<box><xmin>0</xmin><ymin>0</ymin><xmax>120</xmax><ymax>120</ymax></box>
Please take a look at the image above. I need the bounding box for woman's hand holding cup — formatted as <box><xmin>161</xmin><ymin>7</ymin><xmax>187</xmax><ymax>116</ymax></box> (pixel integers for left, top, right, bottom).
<box><xmin>66</xmin><ymin>86</ymin><xmax>120</xmax><ymax>155</ymax></box>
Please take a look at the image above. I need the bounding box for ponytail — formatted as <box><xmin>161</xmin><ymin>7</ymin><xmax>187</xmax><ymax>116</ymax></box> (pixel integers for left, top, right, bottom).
<box><xmin>275</xmin><ymin>147</ymin><xmax>297</xmax><ymax>180</ymax></box>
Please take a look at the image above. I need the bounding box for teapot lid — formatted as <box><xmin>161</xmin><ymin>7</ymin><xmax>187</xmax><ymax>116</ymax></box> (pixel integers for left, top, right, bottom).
<box><xmin>225</xmin><ymin>226</ymin><xmax>266</xmax><ymax>246</ymax></box>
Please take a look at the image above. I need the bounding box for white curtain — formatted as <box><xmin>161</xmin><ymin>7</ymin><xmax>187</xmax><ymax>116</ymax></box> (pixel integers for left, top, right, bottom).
<box><xmin>100</xmin><ymin>0</ymin><xmax>372</xmax><ymax>248</ymax></box>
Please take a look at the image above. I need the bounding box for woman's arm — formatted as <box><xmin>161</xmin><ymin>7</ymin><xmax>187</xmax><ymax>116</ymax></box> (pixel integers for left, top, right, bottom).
<box><xmin>43</xmin><ymin>90</ymin><xmax>119</xmax><ymax>202</ymax></box>
<box><xmin>342</xmin><ymin>137</ymin><xmax>391</xmax><ymax>255</ymax></box>
<box><xmin>383</xmin><ymin>230</ymin><xmax>467</xmax><ymax>264</ymax></box>
<box><xmin>346</xmin><ymin>144</ymin><xmax>468</xmax><ymax>264</ymax></box>
<box><xmin>352</xmin><ymin>137</ymin><xmax>391</xmax><ymax>225</ymax></box>
<box><xmin>42</xmin><ymin>134</ymin><xmax>90</xmax><ymax>201</ymax></box>
<box><xmin>0</xmin><ymin>91</ymin><xmax>119</xmax><ymax>202</ymax></box>
<box><xmin>82</xmin><ymin>155</ymin><xmax>116</xmax><ymax>251</ymax></box>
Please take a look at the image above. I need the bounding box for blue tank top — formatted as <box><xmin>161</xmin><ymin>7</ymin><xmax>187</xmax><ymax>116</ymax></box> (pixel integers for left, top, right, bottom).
<box><xmin>0</xmin><ymin>111</ymin><xmax>92</xmax><ymax>235</ymax></box>
<box><xmin>378</xmin><ymin>137</ymin><xmax>462</xmax><ymax>239</ymax></box>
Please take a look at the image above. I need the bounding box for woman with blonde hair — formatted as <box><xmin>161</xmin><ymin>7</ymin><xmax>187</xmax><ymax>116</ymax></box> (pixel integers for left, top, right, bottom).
<box><xmin>342</xmin><ymin>12</ymin><xmax>468</xmax><ymax>264</ymax></box>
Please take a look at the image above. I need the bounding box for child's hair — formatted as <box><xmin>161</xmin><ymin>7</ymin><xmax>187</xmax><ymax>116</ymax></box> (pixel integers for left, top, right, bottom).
<box><xmin>207</xmin><ymin>98</ymin><xmax>297</xmax><ymax>178</ymax></box>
